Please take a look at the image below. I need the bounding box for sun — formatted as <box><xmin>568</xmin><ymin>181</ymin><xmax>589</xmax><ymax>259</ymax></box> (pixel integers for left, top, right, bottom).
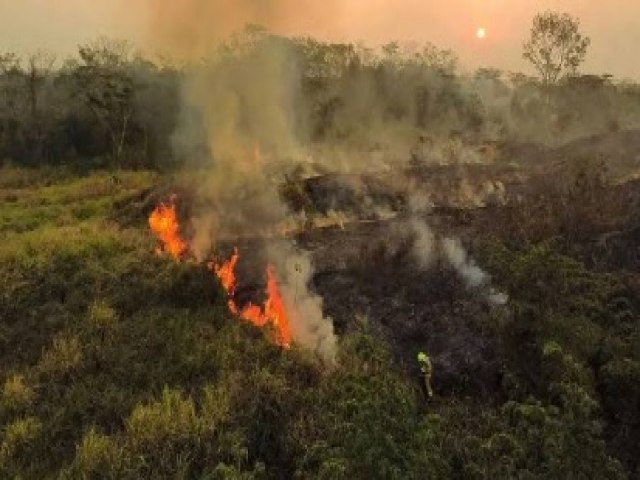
<box><xmin>476</xmin><ymin>27</ymin><xmax>487</xmax><ymax>40</ymax></box>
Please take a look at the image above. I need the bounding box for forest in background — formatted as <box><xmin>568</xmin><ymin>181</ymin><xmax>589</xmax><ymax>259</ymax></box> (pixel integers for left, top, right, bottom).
<box><xmin>2</xmin><ymin>26</ymin><xmax>640</xmax><ymax>170</ymax></box>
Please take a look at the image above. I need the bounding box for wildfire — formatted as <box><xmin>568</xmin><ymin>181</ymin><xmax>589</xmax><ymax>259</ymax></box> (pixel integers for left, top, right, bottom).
<box><xmin>148</xmin><ymin>196</ymin><xmax>188</xmax><ymax>259</ymax></box>
<box><xmin>148</xmin><ymin>195</ymin><xmax>291</xmax><ymax>348</ymax></box>
<box><xmin>212</xmin><ymin>250</ymin><xmax>292</xmax><ymax>348</ymax></box>
<box><xmin>264</xmin><ymin>266</ymin><xmax>292</xmax><ymax>347</ymax></box>
<box><xmin>211</xmin><ymin>248</ymin><xmax>239</xmax><ymax>295</ymax></box>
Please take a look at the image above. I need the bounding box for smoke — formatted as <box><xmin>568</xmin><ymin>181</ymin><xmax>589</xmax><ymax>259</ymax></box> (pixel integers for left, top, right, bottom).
<box><xmin>143</xmin><ymin>0</ymin><xmax>341</xmax><ymax>61</ymax></box>
<box><xmin>410</xmin><ymin>219</ymin><xmax>436</xmax><ymax>269</ymax></box>
<box><xmin>441</xmin><ymin>237</ymin><xmax>488</xmax><ymax>288</ymax></box>
<box><xmin>174</xmin><ymin>29</ymin><xmax>302</xmax><ymax>245</ymax></box>
<box><xmin>407</xmin><ymin>194</ymin><xmax>507</xmax><ymax>306</ymax></box>
<box><xmin>407</xmin><ymin>190</ymin><xmax>436</xmax><ymax>268</ymax></box>
<box><xmin>145</xmin><ymin>1</ymin><xmax>514</xmax><ymax>358</ymax></box>
<box><xmin>146</xmin><ymin>2</ymin><xmax>339</xmax><ymax>361</ymax></box>
<box><xmin>269</xmin><ymin>243</ymin><xmax>337</xmax><ymax>365</ymax></box>
<box><xmin>441</xmin><ymin>237</ymin><xmax>508</xmax><ymax>305</ymax></box>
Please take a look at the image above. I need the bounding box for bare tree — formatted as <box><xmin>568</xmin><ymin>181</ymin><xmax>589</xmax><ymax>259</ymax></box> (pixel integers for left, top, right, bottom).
<box><xmin>523</xmin><ymin>11</ymin><xmax>590</xmax><ymax>87</ymax></box>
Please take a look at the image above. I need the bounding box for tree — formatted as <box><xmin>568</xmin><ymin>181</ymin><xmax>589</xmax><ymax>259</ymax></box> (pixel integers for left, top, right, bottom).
<box><xmin>25</xmin><ymin>52</ymin><xmax>55</xmax><ymax>123</ymax></box>
<box><xmin>523</xmin><ymin>11</ymin><xmax>590</xmax><ymax>87</ymax></box>
<box><xmin>74</xmin><ymin>38</ymin><xmax>135</xmax><ymax>168</ymax></box>
<box><xmin>25</xmin><ymin>52</ymin><xmax>56</xmax><ymax>159</ymax></box>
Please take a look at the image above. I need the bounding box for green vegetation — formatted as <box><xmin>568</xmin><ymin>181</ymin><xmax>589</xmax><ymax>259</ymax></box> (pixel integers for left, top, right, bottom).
<box><xmin>1</xmin><ymin>25</ymin><xmax>640</xmax><ymax>171</ymax></box>
<box><xmin>2</xmin><ymin>14</ymin><xmax>640</xmax><ymax>480</ymax></box>
<box><xmin>1</xmin><ymin>162</ymin><xmax>639</xmax><ymax>478</ymax></box>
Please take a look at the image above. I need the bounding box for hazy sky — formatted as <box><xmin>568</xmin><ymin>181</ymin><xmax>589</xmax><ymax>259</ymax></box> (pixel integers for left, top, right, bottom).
<box><xmin>1</xmin><ymin>0</ymin><xmax>639</xmax><ymax>78</ymax></box>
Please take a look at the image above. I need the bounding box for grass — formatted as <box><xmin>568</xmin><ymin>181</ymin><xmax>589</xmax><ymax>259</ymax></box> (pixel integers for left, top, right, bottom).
<box><xmin>0</xmin><ymin>165</ymin><xmax>633</xmax><ymax>479</ymax></box>
<box><xmin>0</xmin><ymin>167</ymin><xmax>157</xmax><ymax>235</ymax></box>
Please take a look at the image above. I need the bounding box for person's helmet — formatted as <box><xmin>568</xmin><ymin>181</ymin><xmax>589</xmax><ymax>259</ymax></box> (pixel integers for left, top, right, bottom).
<box><xmin>417</xmin><ymin>352</ymin><xmax>428</xmax><ymax>363</ymax></box>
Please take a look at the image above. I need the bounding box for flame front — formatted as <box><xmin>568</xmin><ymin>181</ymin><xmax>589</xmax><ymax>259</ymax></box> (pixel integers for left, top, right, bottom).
<box><xmin>149</xmin><ymin>197</ymin><xmax>188</xmax><ymax>259</ymax></box>
<box><xmin>213</xmin><ymin>251</ymin><xmax>292</xmax><ymax>348</ymax></box>
<box><xmin>264</xmin><ymin>266</ymin><xmax>292</xmax><ymax>347</ymax></box>
<box><xmin>149</xmin><ymin>196</ymin><xmax>292</xmax><ymax>348</ymax></box>
<box><xmin>212</xmin><ymin>248</ymin><xmax>239</xmax><ymax>295</ymax></box>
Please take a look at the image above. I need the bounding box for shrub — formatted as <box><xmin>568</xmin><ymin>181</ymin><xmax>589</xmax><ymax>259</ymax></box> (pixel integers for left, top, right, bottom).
<box><xmin>126</xmin><ymin>388</ymin><xmax>200</xmax><ymax>449</ymax></box>
<box><xmin>0</xmin><ymin>416</ymin><xmax>42</xmax><ymax>470</ymax></box>
<box><xmin>38</xmin><ymin>334</ymin><xmax>83</xmax><ymax>375</ymax></box>
<box><xmin>1</xmin><ymin>374</ymin><xmax>35</xmax><ymax>413</ymax></box>
<box><xmin>88</xmin><ymin>299</ymin><xmax>119</xmax><ymax>333</ymax></box>
<box><xmin>71</xmin><ymin>427</ymin><xmax>122</xmax><ymax>479</ymax></box>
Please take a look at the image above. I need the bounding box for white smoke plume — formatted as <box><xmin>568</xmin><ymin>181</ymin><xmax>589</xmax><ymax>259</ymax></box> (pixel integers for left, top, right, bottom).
<box><xmin>410</xmin><ymin>219</ymin><xmax>436</xmax><ymax>269</ymax></box>
<box><xmin>408</xmin><ymin>208</ymin><xmax>507</xmax><ymax>306</ymax></box>
<box><xmin>268</xmin><ymin>243</ymin><xmax>337</xmax><ymax>365</ymax></box>
<box><xmin>441</xmin><ymin>237</ymin><xmax>508</xmax><ymax>305</ymax></box>
<box><xmin>441</xmin><ymin>237</ymin><xmax>488</xmax><ymax>288</ymax></box>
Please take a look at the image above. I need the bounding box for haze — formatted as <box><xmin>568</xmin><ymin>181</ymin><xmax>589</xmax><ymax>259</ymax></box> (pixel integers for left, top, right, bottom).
<box><xmin>1</xmin><ymin>0</ymin><xmax>639</xmax><ymax>78</ymax></box>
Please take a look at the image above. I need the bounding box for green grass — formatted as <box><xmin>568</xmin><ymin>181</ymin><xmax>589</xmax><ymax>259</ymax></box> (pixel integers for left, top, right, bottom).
<box><xmin>0</xmin><ymin>168</ymin><xmax>157</xmax><ymax>235</ymax></box>
<box><xmin>0</xmin><ymin>166</ymin><xmax>634</xmax><ymax>479</ymax></box>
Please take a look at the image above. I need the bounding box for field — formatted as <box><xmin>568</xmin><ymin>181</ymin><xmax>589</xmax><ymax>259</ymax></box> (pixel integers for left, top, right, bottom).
<box><xmin>2</xmin><ymin>17</ymin><xmax>640</xmax><ymax>479</ymax></box>
<box><xmin>2</xmin><ymin>130</ymin><xmax>640</xmax><ymax>479</ymax></box>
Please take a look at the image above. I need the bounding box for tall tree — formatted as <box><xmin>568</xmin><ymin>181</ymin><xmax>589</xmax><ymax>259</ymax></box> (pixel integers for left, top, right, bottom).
<box><xmin>26</xmin><ymin>51</ymin><xmax>56</xmax><ymax>159</ymax></box>
<box><xmin>74</xmin><ymin>38</ymin><xmax>135</xmax><ymax>168</ymax></box>
<box><xmin>523</xmin><ymin>11</ymin><xmax>590</xmax><ymax>87</ymax></box>
<box><xmin>26</xmin><ymin>51</ymin><xmax>55</xmax><ymax>123</ymax></box>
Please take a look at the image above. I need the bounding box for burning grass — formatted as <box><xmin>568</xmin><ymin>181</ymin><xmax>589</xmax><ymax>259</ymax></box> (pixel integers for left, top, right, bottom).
<box><xmin>149</xmin><ymin>195</ymin><xmax>293</xmax><ymax>348</ymax></box>
<box><xmin>148</xmin><ymin>195</ymin><xmax>189</xmax><ymax>259</ymax></box>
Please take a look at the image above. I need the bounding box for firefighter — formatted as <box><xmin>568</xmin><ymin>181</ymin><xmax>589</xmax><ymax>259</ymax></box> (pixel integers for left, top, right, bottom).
<box><xmin>417</xmin><ymin>351</ymin><xmax>434</xmax><ymax>399</ymax></box>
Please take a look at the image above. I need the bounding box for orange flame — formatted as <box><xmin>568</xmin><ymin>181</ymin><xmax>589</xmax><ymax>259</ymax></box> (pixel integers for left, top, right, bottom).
<box><xmin>211</xmin><ymin>248</ymin><xmax>239</xmax><ymax>295</ymax></box>
<box><xmin>212</xmin><ymin>250</ymin><xmax>292</xmax><ymax>348</ymax></box>
<box><xmin>149</xmin><ymin>196</ymin><xmax>188</xmax><ymax>259</ymax></box>
<box><xmin>148</xmin><ymin>197</ymin><xmax>291</xmax><ymax>349</ymax></box>
<box><xmin>264</xmin><ymin>266</ymin><xmax>292</xmax><ymax>347</ymax></box>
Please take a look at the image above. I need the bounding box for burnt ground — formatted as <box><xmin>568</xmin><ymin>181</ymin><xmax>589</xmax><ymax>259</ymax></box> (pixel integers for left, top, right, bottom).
<box><xmin>129</xmin><ymin>129</ymin><xmax>640</xmax><ymax>404</ymax></box>
<box><xmin>298</xmin><ymin>220</ymin><xmax>503</xmax><ymax>400</ymax></box>
<box><xmin>217</xmin><ymin>213</ymin><xmax>504</xmax><ymax>402</ymax></box>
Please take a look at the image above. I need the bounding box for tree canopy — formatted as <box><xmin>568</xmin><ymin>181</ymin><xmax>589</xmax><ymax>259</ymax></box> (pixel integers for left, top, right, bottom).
<box><xmin>523</xmin><ymin>11</ymin><xmax>591</xmax><ymax>87</ymax></box>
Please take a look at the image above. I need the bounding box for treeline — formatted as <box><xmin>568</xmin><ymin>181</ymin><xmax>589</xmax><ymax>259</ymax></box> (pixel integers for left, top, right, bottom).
<box><xmin>0</xmin><ymin>40</ymin><xmax>179</xmax><ymax>169</ymax></box>
<box><xmin>2</xmin><ymin>28</ymin><xmax>640</xmax><ymax>169</ymax></box>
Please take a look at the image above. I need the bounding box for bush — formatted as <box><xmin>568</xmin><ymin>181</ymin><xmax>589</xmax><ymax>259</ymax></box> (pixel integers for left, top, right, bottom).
<box><xmin>71</xmin><ymin>428</ymin><xmax>121</xmax><ymax>479</ymax></box>
<box><xmin>1</xmin><ymin>374</ymin><xmax>34</xmax><ymax>414</ymax></box>
<box><xmin>38</xmin><ymin>334</ymin><xmax>83</xmax><ymax>375</ymax></box>
<box><xmin>0</xmin><ymin>416</ymin><xmax>42</xmax><ymax>474</ymax></box>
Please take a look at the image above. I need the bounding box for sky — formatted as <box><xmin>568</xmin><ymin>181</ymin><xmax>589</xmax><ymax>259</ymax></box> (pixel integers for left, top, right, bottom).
<box><xmin>1</xmin><ymin>0</ymin><xmax>639</xmax><ymax>79</ymax></box>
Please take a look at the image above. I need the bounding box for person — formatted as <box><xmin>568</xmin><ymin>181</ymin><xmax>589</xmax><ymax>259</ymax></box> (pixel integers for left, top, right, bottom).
<box><xmin>417</xmin><ymin>351</ymin><xmax>434</xmax><ymax>399</ymax></box>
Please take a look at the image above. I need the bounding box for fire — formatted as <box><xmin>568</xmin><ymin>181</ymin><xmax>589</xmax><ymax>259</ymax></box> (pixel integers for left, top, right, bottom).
<box><xmin>149</xmin><ymin>196</ymin><xmax>188</xmax><ymax>259</ymax></box>
<box><xmin>211</xmin><ymin>248</ymin><xmax>239</xmax><ymax>295</ymax></box>
<box><xmin>212</xmin><ymin>250</ymin><xmax>292</xmax><ymax>348</ymax></box>
<box><xmin>149</xmin><ymin>196</ymin><xmax>292</xmax><ymax>348</ymax></box>
<box><xmin>264</xmin><ymin>266</ymin><xmax>292</xmax><ymax>346</ymax></box>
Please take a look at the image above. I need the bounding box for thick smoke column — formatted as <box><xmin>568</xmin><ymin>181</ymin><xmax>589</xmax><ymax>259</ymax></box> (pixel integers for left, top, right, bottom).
<box><xmin>144</xmin><ymin>1</ymin><xmax>339</xmax><ymax>360</ymax></box>
<box><xmin>172</xmin><ymin>26</ymin><xmax>303</xmax><ymax>245</ymax></box>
